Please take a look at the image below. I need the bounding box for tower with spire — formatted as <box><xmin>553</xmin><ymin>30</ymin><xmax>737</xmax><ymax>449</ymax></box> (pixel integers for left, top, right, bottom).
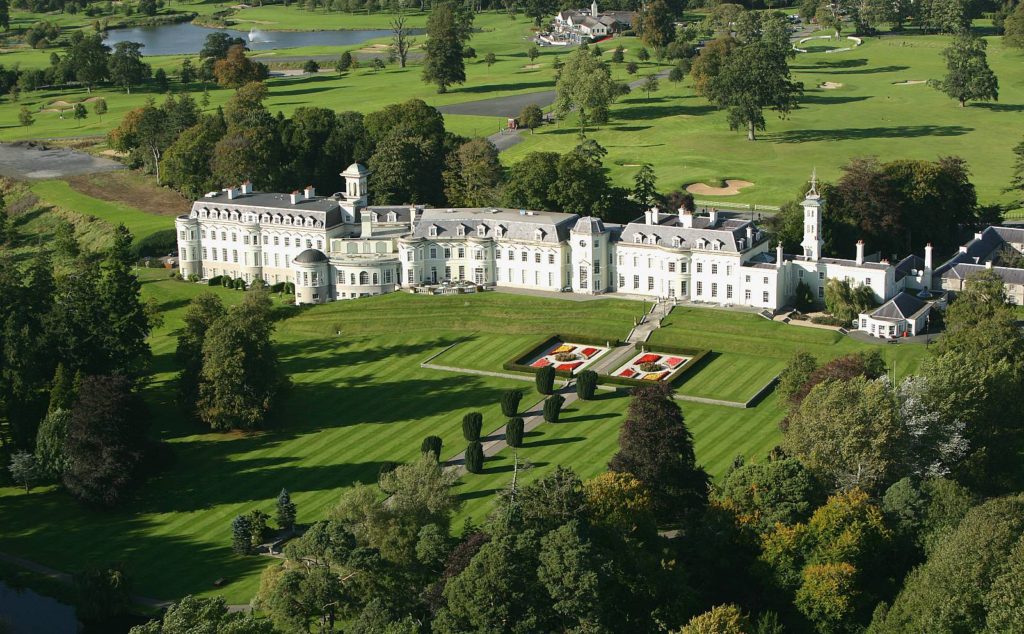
<box><xmin>591</xmin><ymin>0</ymin><xmax>598</xmax><ymax>15</ymax></box>
<box><xmin>800</xmin><ymin>169</ymin><xmax>823</xmax><ymax>261</ymax></box>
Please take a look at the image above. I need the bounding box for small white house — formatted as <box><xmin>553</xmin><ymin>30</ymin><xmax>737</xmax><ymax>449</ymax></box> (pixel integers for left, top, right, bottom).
<box><xmin>857</xmin><ymin>292</ymin><xmax>932</xmax><ymax>338</ymax></box>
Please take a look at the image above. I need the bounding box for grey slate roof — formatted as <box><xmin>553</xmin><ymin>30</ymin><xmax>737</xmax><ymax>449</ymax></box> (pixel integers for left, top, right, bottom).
<box><xmin>294</xmin><ymin>248</ymin><xmax>329</xmax><ymax>264</ymax></box>
<box><xmin>939</xmin><ymin>263</ymin><xmax>1024</xmax><ymax>285</ymax></box>
<box><xmin>365</xmin><ymin>206</ymin><xmax>415</xmax><ymax>224</ymax></box>
<box><xmin>816</xmin><ymin>256</ymin><xmax>891</xmax><ymax>271</ymax></box>
<box><xmin>572</xmin><ymin>216</ymin><xmax>606</xmax><ymax>235</ymax></box>
<box><xmin>619</xmin><ymin>213</ymin><xmax>759</xmax><ymax>253</ymax></box>
<box><xmin>193</xmin><ymin>190</ymin><xmax>344</xmax><ymax>228</ymax></box>
<box><xmin>412</xmin><ymin>207</ymin><xmax>580</xmax><ymax>244</ymax></box>
<box><xmin>894</xmin><ymin>254</ymin><xmax>926</xmax><ymax>282</ymax></box>
<box><xmin>868</xmin><ymin>292</ymin><xmax>929</xmax><ymax>321</ymax></box>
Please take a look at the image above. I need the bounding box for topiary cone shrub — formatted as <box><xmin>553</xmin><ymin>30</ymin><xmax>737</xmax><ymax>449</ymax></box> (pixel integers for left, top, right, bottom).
<box><xmin>543</xmin><ymin>394</ymin><xmax>565</xmax><ymax>423</ymax></box>
<box><xmin>506</xmin><ymin>417</ymin><xmax>525</xmax><ymax>447</ymax></box>
<box><xmin>536</xmin><ymin>365</ymin><xmax>556</xmax><ymax>395</ymax></box>
<box><xmin>500</xmin><ymin>389</ymin><xmax>523</xmax><ymax>417</ymax></box>
<box><xmin>462</xmin><ymin>412</ymin><xmax>483</xmax><ymax>441</ymax></box>
<box><xmin>576</xmin><ymin>370</ymin><xmax>598</xmax><ymax>400</ymax></box>
<box><xmin>465</xmin><ymin>441</ymin><xmax>484</xmax><ymax>473</ymax></box>
<box><xmin>421</xmin><ymin>435</ymin><xmax>442</xmax><ymax>461</ymax></box>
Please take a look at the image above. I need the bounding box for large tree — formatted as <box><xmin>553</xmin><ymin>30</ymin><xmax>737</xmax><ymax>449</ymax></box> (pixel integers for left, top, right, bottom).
<box><xmin>108</xmin><ymin>41</ymin><xmax>150</xmax><ymax>94</ymax></box>
<box><xmin>442</xmin><ymin>137</ymin><xmax>503</xmax><ymax>207</ymax></box>
<box><xmin>609</xmin><ymin>382</ymin><xmax>709</xmax><ymax>520</ymax></box>
<box><xmin>640</xmin><ymin>0</ymin><xmax>677</xmax><ymax>54</ymax></box>
<box><xmin>196</xmin><ymin>291</ymin><xmax>287</xmax><ymax>431</ymax></box>
<box><xmin>422</xmin><ymin>2</ymin><xmax>466</xmax><ymax>94</ymax></box>
<box><xmin>99</xmin><ymin>225</ymin><xmax>153</xmax><ymax>376</ymax></box>
<box><xmin>718</xmin><ymin>457</ymin><xmax>823</xmax><ymax>533</ymax></box>
<box><xmin>784</xmin><ymin>376</ymin><xmax>906</xmax><ymax>494</ymax></box>
<box><xmin>163</xmin><ymin>114</ymin><xmax>227</xmax><ymax>198</ymax></box>
<box><xmin>62</xmin><ymin>31</ymin><xmax>110</xmax><ymax>92</ymax></box>
<box><xmin>175</xmin><ymin>293</ymin><xmax>226</xmax><ymax>420</ymax></box>
<box><xmin>213</xmin><ymin>45</ymin><xmax>269</xmax><ymax>88</ymax></box>
<box><xmin>933</xmin><ymin>32</ymin><xmax>999</xmax><ymax>107</ymax></box>
<box><xmin>130</xmin><ymin>595</ymin><xmax>274</xmax><ymax>633</ymax></box>
<box><xmin>553</xmin><ymin>46</ymin><xmax>618</xmax><ymax>136</ymax></box>
<box><xmin>697</xmin><ymin>39</ymin><xmax>802</xmax><ymax>140</ymax></box>
<box><xmin>502</xmin><ymin>151</ymin><xmax>561</xmax><ymax>211</ymax></box>
<box><xmin>391</xmin><ymin>13</ymin><xmax>416</xmax><ymax>68</ymax></box>
<box><xmin>63</xmin><ymin>375</ymin><xmax>147</xmax><ymax>507</ymax></box>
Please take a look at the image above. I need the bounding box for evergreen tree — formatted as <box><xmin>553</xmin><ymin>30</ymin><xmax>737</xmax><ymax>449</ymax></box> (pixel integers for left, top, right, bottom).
<box><xmin>505</xmin><ymin>417</ymin><xmax>525</xmax><ymax>448</ymax></box>
<box><xmin>175</xmin><ymin>293</ymin><xmax>226</xmax><ymax>418</ymax></box>
<box><xmin>500</xmin><ymin>389</ymin><xmax>522</xmax><ymax>417</ymax></box>
<box><xmin>8</xmin><ymin>451</ymin><xmax>41</xmax><ymax>492</ymax></box>
<box><xmin>35</xmin><ymin>408</ymin><xmax>71</xmax><ymax>479</ymax></box>
<box><xmin>633</xmin><ymin>164</ymin><xmax>658</xmax><ymax>208</ymax></box>
<box><xmin>933</xmin><ymin>33</ymin><xmax>999</xmax><ymax>107</ymax></box>
<box><xmin>464</xmin><ymin>441</ymin><xmax>484</xmax><ymax>473</ymax></box>
<box><xmin>231</xmin><ymin>514</ymin><xmax>254</xmax><ymax>554</ymax></box>
<box><xmin>536</xmin><ymin>365</ymin><xmax>555</xmax><ymax>395</ymax></box>
<box><xmin>422</xmin><ymin>3</ymin><xmax>466</xmax><ymax>94</ymax></box>
<box><xmin>575</xmin><ymin>370</ymin><xmax>598</xmax><ymax>401</ymax></box>
<box><xmin>100</xmin><ymin>225</ymin><xmax>152</xmax><ymax>375</ymax></box>
<box><xmin>543</xmin><ymin>393</ymin><xmax>565</xmax><ymax>423</ymax></box>
<box><xmin>421</xmin><ymin>435</ymin><xmax>443</xmax><ymax>460</ymax></box>
<box><xmin>609</xmin><ymin>383</ymin><xmax>709</xmax><ymax>519</ymax></box>
<box><xmin>462</xmin><ymin>412</ymin><xmax>483</xmax><ymax>441</ymax></box>
<box><xmin>276</xmin><ymin>489</ymin><xmax>297</xmax><ymax>532</ymax></box>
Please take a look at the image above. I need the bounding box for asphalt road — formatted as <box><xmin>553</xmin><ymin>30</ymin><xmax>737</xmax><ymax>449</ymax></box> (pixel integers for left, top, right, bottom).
<box><xmin>437</xmin><ymin>89</ymin><xmax>557</xmax><ymax>118</ymax></box>
<box><xmin>0</xmin><ymin>142</ymin><xmax>124</xmax><ymax>179</ymax></box>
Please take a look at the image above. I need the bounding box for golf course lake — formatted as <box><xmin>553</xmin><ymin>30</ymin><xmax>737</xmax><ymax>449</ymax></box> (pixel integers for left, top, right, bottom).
<box><xmin>0</xmin><ymin>580</ymin><xmax>77</xmax><ymax>633</ymax></box>
<box><xmin>102</xmin><ymin>23</ymin><xmax>402</xmax><ymax>56</ymax></box>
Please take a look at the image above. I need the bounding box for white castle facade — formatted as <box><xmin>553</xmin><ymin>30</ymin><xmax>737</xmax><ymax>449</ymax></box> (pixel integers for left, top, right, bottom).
<box><xmin>176</xmin><ymin>165</ymin><xmax>940</xmax><ymax>313</ymax></box>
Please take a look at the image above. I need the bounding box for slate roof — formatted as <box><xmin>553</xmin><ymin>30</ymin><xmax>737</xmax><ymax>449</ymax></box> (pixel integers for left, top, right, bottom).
<box><xmin>619</xmin><ymin>212</ymin><xmax>760</xmax><ymax>253</ymax></box>
<box><xmin>816</xmin><ymin>256</ymin><xmax>891</xmax><ymax>271</ymax></box>
<box><xmin>192</xmin><ymin>190</ymin><xmax>344</xmax><ymax>228</ymax></box>
<box><xmin>935</xmin><ymin>226</ymin><xmax>1024</xmax><ymax>277</ymax></box>
<box><xmin>894</xmin><ymin>254</ymin><xmax>926</xmax><ymax>282</ymax></box>
<box><xmin>411</xmin><ymin>208</ymin><xmax>580</xmax><ymax>244</ymax></box>
<box><xmin>294</xmin><ymin>248</ymin><xmax>329</xmax><ymax>264</ymax></box>
<box><xmin>572</xmin><ymin>216</ymin><xmax>606</xmax><ymax>235</ymax></box>
<box><xmin>939</xmin><ymin>263</ymin><xmax>1024</xmax><ymax>285</ymax></box>
<box><xmin>867</xmin><ymin>292</ymin><xmax>930</xmax><ymax>321</ymax></box>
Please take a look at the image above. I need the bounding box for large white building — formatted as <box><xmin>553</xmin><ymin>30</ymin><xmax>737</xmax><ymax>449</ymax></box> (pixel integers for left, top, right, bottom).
<box><xmin>176</xmin><ymin>166</ymin><xmax>944</xmax><ymax>317</ymax></box>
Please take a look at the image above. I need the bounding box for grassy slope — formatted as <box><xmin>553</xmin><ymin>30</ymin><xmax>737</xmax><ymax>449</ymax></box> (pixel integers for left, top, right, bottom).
<box><xmin>30</xmin><ymin>179</ymin><xmax>172</xmax><ymax>244</ymax></box>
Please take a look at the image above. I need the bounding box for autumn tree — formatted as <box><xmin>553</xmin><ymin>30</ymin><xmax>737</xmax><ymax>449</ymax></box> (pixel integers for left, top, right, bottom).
<box><xmin>214</xmin><ymin>44</ymin><xmax>269</xmax><ymax>88</ymax></box>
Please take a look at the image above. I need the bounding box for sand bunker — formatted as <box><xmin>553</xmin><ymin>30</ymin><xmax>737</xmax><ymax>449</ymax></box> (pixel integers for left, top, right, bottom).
<box><xmin>819</xmin><ymin>81</ymin><xmax>843</xmax><ymax>89</ymax></box>
<box><xmin>46</xmin><ymin>97</ymin><xmax>103</xmax><ymax>109</ymax></box>
<box><xmin>523</xmin><ymin>63</ymin><xmax>541</xmax><ymax>69</ymax></box>
<box><xmin>892</xmin><ymin>80</ymin><xmax>926</xmax><ymax>85</ymax></box>
<box><xmin>686</xmin><ymin>179</ymin><xmax>754</xmax><ymax>196</ymax></box>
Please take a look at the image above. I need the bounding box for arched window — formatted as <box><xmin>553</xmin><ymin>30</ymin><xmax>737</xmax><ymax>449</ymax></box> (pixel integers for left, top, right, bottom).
<box><xmin>372</xmin><ymin>272</ymin><xmax>379</xmax><ymax>285</ymax></box>
<box><xmin>359</xmin><ymin>271</ymin><xmax>369</xmax><ymax>285</ymax></box>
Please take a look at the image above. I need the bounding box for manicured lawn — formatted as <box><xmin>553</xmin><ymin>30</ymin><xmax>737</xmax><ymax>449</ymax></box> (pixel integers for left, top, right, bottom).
<box><xmin>30</xmin><ymin>180</ymin><xmax>173</xmax><ymax>246</ymax></box>
<box><xmin>676</xmin><ymin>352</ymin><xmax>786</xmax><ymax>403</ymax></box>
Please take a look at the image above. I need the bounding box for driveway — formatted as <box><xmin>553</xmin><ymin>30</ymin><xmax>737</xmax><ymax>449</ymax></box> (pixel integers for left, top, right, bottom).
<box><xmin>0</xmin><ymin>142</ymin><xmax>124</xmax><ymax>179</ymax></box>
<box><xmin>437</xmin><ymin>89</ymin><xmax>556</xmax><ymax>118</ymax></box>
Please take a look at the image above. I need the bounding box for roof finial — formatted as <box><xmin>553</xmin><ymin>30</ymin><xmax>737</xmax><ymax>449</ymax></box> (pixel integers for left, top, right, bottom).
<box><xmin>807</xmin><ymin>168</ymin><xmax>819</xmax><ymax>198</ymax></box>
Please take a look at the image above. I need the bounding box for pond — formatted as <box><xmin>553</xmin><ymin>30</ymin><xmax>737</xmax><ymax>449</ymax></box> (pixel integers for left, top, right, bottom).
<box><xmin>102</xmin><ymin>22</ymin><xmax>403</xmax><ymax>57</ymax></box>
<box><xmin>0</xmin><ymin>580</ymin><xmax>78</xmax><ymax>633</ymax></box>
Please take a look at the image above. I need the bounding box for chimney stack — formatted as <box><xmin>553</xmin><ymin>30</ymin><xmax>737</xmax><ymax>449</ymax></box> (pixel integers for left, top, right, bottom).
<box><xmin>923</xmin><ymin>243</ymin><xmax>933</xmax><ymax>290</ymax></box>
<box><xmin>985</xmin><ymin>260</ymin><xmax>993</xmax><ymax>270</ymax></box>
<box><xmin>410</xmin><ymin>206</ymin><xmax>418</xmax><ymax>232</ymax></box>
<box><xmin>241</xmin><ymin>181</ymin><xmax>253</xmax><ymax>195</ymax></box>
<box><xmin>855</xmin><ymin>240</ymin><xmax>865</xmax><ymax>266</ymax></box>
<box><xmin>924</xmin><ymin>243</ymin><xmax>933</xmax><ymax>271</ymax></box>
<box><xmin>776</xmin><ymin>242</ymin><xmax>783</xmax><ymax>269</ymax></box>
<box><xmin>746</xmin><ymin>225</ymin><xmax>753</xmax><ymax>244</ymax></box>
<box><xmin>708</xmin><ymin>209</ymin><xmax>719</xmax><ymax>226</ymax></box>
<box><xmin>227</xmin><ymin>186</ymin><xmax>239</xmax><ymax>200</ymax></box>
<box><xmin>304</xmin><ymin>185</ymin><xmax>315</xmax><ymax>200</ymax></box>
<box><xmin>290</xmin><ymin>191</ymin><xmax>301</xmax><ymax>205</ymax></box>
<box><xmin>679</xmin><ymin>206</ymin><xmax>693</xmax><ymax>229</ymax></box>
<box><xmin>959</xmin><ymin>245</ymin><xmax>968</xmax><ymax>254</ymax></box>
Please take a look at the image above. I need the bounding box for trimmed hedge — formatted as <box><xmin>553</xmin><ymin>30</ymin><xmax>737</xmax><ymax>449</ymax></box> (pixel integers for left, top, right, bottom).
<box><xmin>576</xmin><ymin>370</ymin><xmax>598</xmax><ymax>400</ymax></box>
<box><xmin>536</xmin><ymin>366</ymin><xmax>555</xmax><ymax>395</ymax></box>
<box><xmin>506</xmin><ymin>417</ymin><xmax>524</xmax><ymax>448</ymax></box>
<box><xmin>500</xmin><ymin>389</ymin><xmax>523</xmax><ymax>417</ymax></box>
<box><xmin>462</xmin><ymin>412</ymin><xmax>483</xmax><ymax>441</ymax></box>
<box><xmin>465</xmin><ymin>441</ymin><xmax>484</xmax><ymax>473</ymax></box>
<box><xmin>599</xmin><ymin>344</ymin><xmax>711</xmax><ymax>389</ymax></box>
<box><xmin>421</xmin><ymin>435</ymin><xmax>442</xmax><ymax>461</ymax></box>
<box><xmin>543</xmin><ymin>394</ymin><xmax>565</xmax><ymax>423</ymax></box>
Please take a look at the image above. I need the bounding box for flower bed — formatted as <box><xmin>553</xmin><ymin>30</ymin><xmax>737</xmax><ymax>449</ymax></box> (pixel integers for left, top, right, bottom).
<box><xmin>613</xmin><ymin>350</ymin><xmax>693</xmax><ymax>382</ymax></box>
<box><xmin>521</xmin><ymin>339</ymin><xmax>609</xmax><ymax>375</ymax></box>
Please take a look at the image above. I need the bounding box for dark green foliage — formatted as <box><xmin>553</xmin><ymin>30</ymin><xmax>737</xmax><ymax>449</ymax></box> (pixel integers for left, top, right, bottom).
<box><xmin>302</xmin><ymin>59</ymin><xmax>320</xmax><ymax>74</ymax></box>
<box><xmin>609</xmin><ymin>383</ymin><xmax>709</xmax><ymax>520</ymax></box>
<box><xmin>464</xmin><ymin>441</ymin><xmax>484</xmax><ymax>473</ymax></box>
<box><xmin>500</xmin><ymin>389</ymin><xmax>522</xmax><ymax>417</ymax></box>
<box><xmin>505</xmin><ymin>417</ymin><xmax>525</xmax><ymax>448</ymax></box>
<box><xmin>131</xmin><ymin>595</ymin><xmax>274</xmax><ymax>633</ymax></box>
<box><xmin>542</xmin><ymin>393</ymin><xmax>564</xmax><ymax>423</ymax></box>
<box><xmin>276</xmin><ymin>488</ymin><xmax>297</xmax><ymax>532</ymax></box>
<box><xmin>75</xmin><ymin>565</ymin><xmax>131</xmax><ymax>622</ymax></box>
<box><xmin>824</xmin><ymin>278</ymin><xmax>877</xmax><ymax>324</ymax></box>
<box><xmin>776</xmin><ymin>351</ymin><xmax>818</xmax><ymax>405</ymax></box>
<box><xmin>174</xmin><ymin>293</ymin><xmax>226</xmax><ymax>420</ymax></box>
<box><xmin>378</xmin><ymin>461</ymin><xmax>400</xmax><ymax>482</ymax></box>
<box><xmin>421</xmin><ymin>435</ymin><xmax>443</xmax><ymax>460</ymax></box>
<box><xmin>422</xmin><ymin>2</ymin><xmax>467</xmax><ymax>93</ymax></box>
<box><xmin>575</xmin><ymin>370</ymin><xmax>598</xmax><ymax>401</ymax></box>
<box><xmin>503</xmin><ymin>151</ymin><xmax>560</xmax><ymax>210</ymax></box>
<box><xmin>462</xmin><ymin>412</ymin><xmax>483</xmax><ymax>441</ymax></box>
<box><xmin>718</xmin><ymin>457</ymin><xmax>823</xmax><ymax>532</ymax></box>
<box><xmin>63</xmin><ymin>375</ymin><xmax>147</xmax><ymax>507</ymax></box>
<box><xmin>34</xmin><ymin>409</ymin><xmax>70</xmax><ymax>480</ymax></box>
<box><xmin>47</xmin><ymin>362</ymin><xmax>75</xmax><ymax>413</ymax></box>
<box><xmin>231</xmin><ymin>514</ymin><xmax>253</xmax><ymax>555</ymax></box>
<box><xmin>336</xmin><ymin>51</ymin><xmax>353</xmax><ymax>72</ymax></box>
<box><xmin>793</xmin><ymin>280</ymin><xmax>815</xmax><ymax>311</ymax></box>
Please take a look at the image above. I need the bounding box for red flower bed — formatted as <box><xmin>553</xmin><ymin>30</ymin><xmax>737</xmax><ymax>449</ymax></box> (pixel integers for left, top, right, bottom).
<box><xmin>531</xmin><ymin>359</ymin><xmax>551</xmax><ymax>368</ymax></box>
<box><xmin>556</xmin><ymin>362</ymin><xmax>582</xmax><ymax>372</ymax></box>
<box><xmin>636</xmin><ymin>353</ymin><xmax>662</xmax><ymax>365</ymax></box>
<box><xmin>619</xmin><ymin>368</ymin><xmax>637</xmax><ymax>378</ymax></box>
<box><xmin>580</xmin><ymin>347</ymin><xmax>599</xmax><ymax>358</ymax></box>
<box><xmin>665</xmin><ymin>357</ymin><xmax>684</xmax><ymax>368</ymax></box>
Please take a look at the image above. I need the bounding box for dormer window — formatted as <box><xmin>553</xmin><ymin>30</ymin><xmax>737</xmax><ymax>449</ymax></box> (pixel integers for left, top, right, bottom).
<box><xmin>634</xmin><ymin>234</ymin><xmax>643</xmax><ymax>244</ymax></box>
<box><xmin>387</xmin><ymin>212</ymin><xmax>397</xmax><ymax>222</ymax></box>
<box><xmin>672</xmin><ymin>236</ymin><xmax>681</xmax><ymax>248</ymax></box>
<box><xmin>647</xmin><ymin>236</ymin><xmax>657</xmax><ymax>245</ymax></box>
<box><xmin>456</xmin><ymin>225</ymin><xmax>466</xmax><ymax>237</ymax></box>
<box><xmin>371</xmin><ymin>212</ymin><xmax>379</xmax><ymax>222</ymax></box>
<box><xmin>496</xmin><ymin>225</ymin><xmax>506</xmax><ymax>238</ymax></box>
<box><xmin>477</xmin><ymin>224</ymin><xmax>487</xmax><ymax>237</ymax></box>
<box><xmin>535</xmin><ymin>229</ymin><xmax>545</xmax><ymax>240</ymax></box>
<box><xmin>428</xmin><ymin>225</ymin><xmax>438</xmax><ymax>237</ymax></box>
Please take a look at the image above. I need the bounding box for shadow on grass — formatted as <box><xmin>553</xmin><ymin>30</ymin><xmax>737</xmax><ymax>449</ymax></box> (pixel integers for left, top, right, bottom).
<box><xmin>972</xmin><ymin>103</ymin><xmax>1024</xmax><ymax>113</ymax></box>
<box><xmin>792</xmin><ymin>58</ymin><xmax>868</xmax><ymax>70</ymax></box>
<box><xmin>522</xmin><ymin>436</ymin><xmax>585</xmax><ymax>448</ymax></box>
<box><xmin>799</xmin><ymin>94</ymin><xmax>872</xmax><ymax>105</ymax></box>
<box><xmin>458</xmin><ymin>488</ymin><xmax>501</xmax><ymax>501</ymax></box>
<box><xmin>614</xmin><ymin>103</ymin><xmax>717</xmax><ymax>121</ymax></box>
<box><xmin>270</xmin><ymin>85</ymin><xmax>338</xmax><ymax>98</ymax></box>
<box><xmin>798</xmin><ymin>64</ymin><xmax>910</xmax><ymax>75</ymax></box>
<box><xmin>453</xmin><ymin>80</ymin><xmax>553</xmax><ymax>94</ymax></box>
<box><xmin>558</xmin><ymin>413</ymin><xmax>618</xmax><ymax>424</ymax></box>
<box><xmin>771</xmin><ymin>124</ymin><xmax>971</xmax><ymax>143</ymax></box>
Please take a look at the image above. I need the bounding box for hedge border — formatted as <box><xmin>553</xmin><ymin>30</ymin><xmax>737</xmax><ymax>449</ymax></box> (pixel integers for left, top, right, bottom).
<box><xmin>597</xmin><ymin>344</ymin><xmax>711</xmax><ymax>389</ymax></box>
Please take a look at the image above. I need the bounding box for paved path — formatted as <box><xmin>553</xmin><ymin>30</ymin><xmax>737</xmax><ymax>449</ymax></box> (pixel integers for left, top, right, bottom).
<box><xmin>443</xmin><ymin>381</ymin><xmax>577</xmax><ymax>474</ymax></box>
